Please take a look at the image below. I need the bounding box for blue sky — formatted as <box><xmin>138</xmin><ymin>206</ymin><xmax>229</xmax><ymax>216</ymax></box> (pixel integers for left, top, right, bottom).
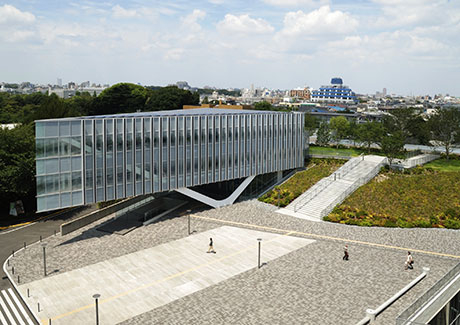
<box><xmin>1</xmin><ymin>0</ymin><xmax>460</xmax><ymax>95</ymax></box>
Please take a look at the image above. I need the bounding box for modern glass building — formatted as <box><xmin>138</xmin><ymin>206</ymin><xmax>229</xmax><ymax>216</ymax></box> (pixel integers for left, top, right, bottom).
<box><xmin>35</xmin><ymin>108</ymin><xmax>306</xmax><ymax>212</ymax></box>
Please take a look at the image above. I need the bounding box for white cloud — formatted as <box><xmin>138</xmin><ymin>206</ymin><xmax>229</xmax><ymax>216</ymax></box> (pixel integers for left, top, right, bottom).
<box><xmin>182</xmin><ymin>9</ymin><xmax>206</xmax><ymax>32</ymax></box>
<box><xmin>263</xmin><ymin>0</ymin><xmax>328</xmax><ymax>7</ymax></box>
<box><xmin>217</xmin><ymin>14</ymin><xmax>274</xmax><ymax>34</ymax></box>
<box><xmin>112</xmin><ymin>4</ymin><xmax>138</xmax><ymax>19</ymax></box>
<box><xmin>0</xmin><ymin>4</ymin><xmax>35</xmax><ymax>24</ymax></box>
<box><xmin>279</xmin><ymin>6</ymin><xmax>358</xmax><ymax>37</ymax></box>
<box><xmin>208</xmin><ymin>0</ymin><xmax>225</xmax><ymax>4</ymax></box>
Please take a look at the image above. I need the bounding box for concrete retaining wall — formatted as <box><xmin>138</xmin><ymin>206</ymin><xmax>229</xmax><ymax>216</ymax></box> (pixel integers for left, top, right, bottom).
<box><xmin>60</xmin><ymin>196</ymin><xmax>149</xmax><ymax>236</ymax></box>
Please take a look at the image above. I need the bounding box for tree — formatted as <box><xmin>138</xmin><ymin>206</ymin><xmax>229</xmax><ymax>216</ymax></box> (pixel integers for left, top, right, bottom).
<box><xmin>202</xmin><ymin>96</ymin><xmax>209</xmax><ymax>104</ymax></box>
<box><xmin>145</xmin><ymin>86</ymin><xmax>199</xmax><ymax>111</ymax></box>
<box><xmin>316</xmin><ymin>121</ymin><xmax>331</xmax><ymax>146</ymax></box>
<box><xmin>91</xmin><ymin>83</ymin><xmax>150</xmax><ymax>115</ymax></box>
<box><xmin>329</xmin><ymin>116</ymin><xmax>350</xmax><ymax>148</ymax></box>
<box><xmin>357</xmin><ymin>121</ymin><xmax>384</xmax><ymax>153</ymax></box>
<box><xmin>347</xmin><ymin>119</ymin><xmax>359</xmax><ymax>146</ymax></box>
<box><xmin>381</xmin><ymin>131</ymin><xmax>405</xmax><ymax>165</ymax></box>
<box><xmin>0</xmin><ymin>124</ymin><xmax>36</xmax><ymax>214</ymax></box>
<box><xmin>429</xmin><ymin>107</ymin><xmax>460</xmax><ymax>159</ymax></box>
<box><xmin>304</xmin><ymin>113</ymin><xmax>318</xmax><ymax>137</ymax></box>
<box><xmin>254</xmin><ymin>101</ymin><xmax>273</xmax><ymax>111</ymax></box>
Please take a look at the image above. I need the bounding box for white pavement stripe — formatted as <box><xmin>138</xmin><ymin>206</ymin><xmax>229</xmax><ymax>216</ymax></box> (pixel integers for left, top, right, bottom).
<box><xmin>7</xmin><ymin>289</ymin><xmax>33</xmax><ymax>325</ymax></box>
<box><xmin>0</xmin><ymin>298</ymin><xmax>9</xmax><ymax>325</ymax></box>
<box><xmin>2</xmin><ymin>290</ymin><xmax>25</xmax><ymax>325</ymax></box>
<box><xmin>0</xmin><ymin>291</ymin><xmax>15</xmax><ymax>325</ymax></box>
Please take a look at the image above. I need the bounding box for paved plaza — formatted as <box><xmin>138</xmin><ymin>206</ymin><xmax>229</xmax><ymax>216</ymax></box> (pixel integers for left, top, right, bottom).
<box><xmin>6</xmin><ymin>200</ymin><xmax>460</xmax><ymax>324</ymax></box>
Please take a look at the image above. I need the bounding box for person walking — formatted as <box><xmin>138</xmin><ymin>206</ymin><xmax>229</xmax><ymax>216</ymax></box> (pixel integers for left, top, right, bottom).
<box><xmin>207</xmin><ymin>237</ymin><xmax>216</xmax><ymax>254</ymax></box>
<box><xmin>405</xmin><ymin>251</ymin><xmax>414</xmax><ymax>270</ymax></box>
<box><xmin>343</xmin><ymin>245</ymin><xmax>349</xmax><ymax>261</ymax></box>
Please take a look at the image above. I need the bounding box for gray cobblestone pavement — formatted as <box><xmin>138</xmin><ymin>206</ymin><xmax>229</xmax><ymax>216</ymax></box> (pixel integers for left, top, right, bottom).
<box><xmin>7</xmin><ymin>200</ymin><xmax>460</xmax><ymax>325</ymax></box>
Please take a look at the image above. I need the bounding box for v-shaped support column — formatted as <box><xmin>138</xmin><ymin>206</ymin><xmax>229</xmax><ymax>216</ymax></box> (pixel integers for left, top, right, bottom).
<box><xmin>175</xmin><ymin>176</ymin><xmax>256</xmax><ymax>208</ymax></box>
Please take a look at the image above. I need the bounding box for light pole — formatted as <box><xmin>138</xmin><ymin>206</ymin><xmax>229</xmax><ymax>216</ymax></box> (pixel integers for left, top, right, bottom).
<box><xmin>257</xmin><ymin>238</ymin><xmax>262</xmax><ymax>269</ymax></box>
<box><xmin>187</xmin><ymin>209</ymin><xmax>191</xmax><ymax>235</ymax></box>
<box><xmin>93</xmin><ymin>294</ymin><xmax>100</xmax><ymax>325</ymax></box>
<box><xmin>41</xmin><ymin>243</ymin><xmax>47</xmax><ymax>277</ymax></box>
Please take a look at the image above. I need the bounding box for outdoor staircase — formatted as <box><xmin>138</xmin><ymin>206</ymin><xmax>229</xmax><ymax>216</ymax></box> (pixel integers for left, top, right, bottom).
<box><xmin>277</xmin><ymin>155</ymin><xmax>388</xmax><ymax>222</ymax></box>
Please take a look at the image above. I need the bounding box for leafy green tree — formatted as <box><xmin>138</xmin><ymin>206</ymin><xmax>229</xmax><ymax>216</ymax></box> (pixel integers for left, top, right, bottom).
<box><xmin>329</xmin><ymin>116</ymin><xmax>350</xmax><ymax>148</ymax></box>
<box><xmin>0</xmin><ymin>124</ymin><xmax>36</xmax><ymax>213</ymax></box>
<box><xmin>304</xmin><ymin>113</ymin><xmax>318</xmax><ymax>137</ymax></box>
<box><xmin>254</xmin><ymin>101</ymin><xmax>273</xmax><ymax>111</ymax></box>
<box><xmin>145</xmin><ymin>86</ymin><xmax>199</xmax><ymax>111</ymax></box>
<box><xmin>347</xmin><ymin>119</ymin><xmax>359</xmax><ymax>146</ymax></box>
<box><xmin>91</xmin><ymin>83</ymin><xmax>150</xmax><ymax>115</ymax></box>
<box><xmin>27</xmin><ymin>94</ymin><xmax>78</xmax><ymax>123</ymax></box>
<box><xmin>202</xmin><ymin>96</ymin><xmax>209</xmax><ymax>104</ymax></box>
<box><xmin>316</xmin><ymin>121</ymin><xmax>331</xmax><ymax>146</ymax></box>
<box><xmin>381</xmin><ymin>131</ymin><xmax>405</xmax><ymax>165</ymax></box>
<box><xmin>429</xmin><ymin>107</ymin><xmax>460</xmax><ymax>159</ymax></box>
<box><xmin>357</xmin><ymin>121</ymin><xmax>384</xmax><ymax>152</ymax></box>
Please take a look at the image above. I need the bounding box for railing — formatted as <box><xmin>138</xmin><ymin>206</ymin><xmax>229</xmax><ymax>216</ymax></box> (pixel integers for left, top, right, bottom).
<box><xmin>319</xmin><ymin>159</ymin><xmax>386</xmax><ymax>219</ymax></box>
<box><xmin>395</xmin><ymin>262</ymin><xmax>460</xmax><ymax>325</ymax></box>
<box><xmin>402</xmin><ymin>154</ymin><xmax>439</xmax><ymax>169</ymax></box>
<box><xmin>293</xmin><ymin>175</ymin><xmax>334</xmax><ymax>212</ymax></box>
<box><xmin>292</xmin><ymin>154</ymin><xmax>364</xmax><ymax>213</ymax></box>
<box><xmin>393</xmin><ymin>154</ymin><xmax>439</xmax><ymax>169</ymax></box>
<box><xmin>114</xmin><ymin>196</ymin><xmax>155</xmax><ymax>219</ymax></box>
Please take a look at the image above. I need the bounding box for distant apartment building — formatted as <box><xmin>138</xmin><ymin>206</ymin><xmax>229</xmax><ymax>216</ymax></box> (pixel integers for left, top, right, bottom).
<box><xmin>289</xmin><ymin>88</ymin><xmax>311</xmax><ymax>100</ymax></box>
<box><xmin>48</xmin><ymin>87</ymin><xmax>106</xmax><ymax>99</ymax></box>
<box><xmin>311</xmin><ymin>78</ymin><xmax>358</xmax><ymax>104</ymax></box>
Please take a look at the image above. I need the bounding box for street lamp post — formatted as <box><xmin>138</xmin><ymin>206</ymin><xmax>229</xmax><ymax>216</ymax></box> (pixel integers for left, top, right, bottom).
<box><xmin>41</xmin><ymin>243</ymin><xmax>47</xmax><ymax>277</ymax></box>
<box><xmin>187</xmin><ymin>209</ymin><xmax>191</xmax><ymax>235</ymax></box>
<box><xmin>257</xmin><ymin>238</ymin><xmax>262</xmax><ymax>269</ymax></box>
<box><xmin>92</xmin><ymin>294</ymin><xmax>101</xmax><ymax>325</ymax></box>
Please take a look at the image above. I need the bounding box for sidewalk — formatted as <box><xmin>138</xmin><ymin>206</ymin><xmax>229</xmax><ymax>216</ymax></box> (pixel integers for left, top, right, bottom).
<box><xmin>20</xmin><ymin>226</ymin><xmax>314</xmax><ymax>324</ymax></box>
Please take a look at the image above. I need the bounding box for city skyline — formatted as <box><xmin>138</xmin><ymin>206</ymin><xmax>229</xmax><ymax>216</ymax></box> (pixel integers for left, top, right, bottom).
<box><xmin>1</xmin><ymin>0</ymin><xmax>460</xmax><ymax>96</ymax></box>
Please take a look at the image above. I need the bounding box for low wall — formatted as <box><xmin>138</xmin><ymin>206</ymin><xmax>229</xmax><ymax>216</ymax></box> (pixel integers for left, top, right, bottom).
<box><xmin>307</xmin><ymin>154</ymin><xmax>352</xmax><ymax>160</ymax></box>
<box><xmin>60</xmin><ymin>195</ymin><xmax>149</xmax><ymax>236</ymax></box>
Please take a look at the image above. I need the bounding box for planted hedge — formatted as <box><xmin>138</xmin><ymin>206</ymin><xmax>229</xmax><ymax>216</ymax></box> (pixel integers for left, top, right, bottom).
<box><xmin>259</xmin><ymin>159</ymin><xmax>344</xmax><ymax>207</ymax></box>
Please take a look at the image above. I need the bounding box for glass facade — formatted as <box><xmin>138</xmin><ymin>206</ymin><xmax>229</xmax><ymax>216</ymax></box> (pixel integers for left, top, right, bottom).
<box><xmin>36</xmin><ymin>109</ymin><xmax>306</xmax><ymax>212</ymax></box>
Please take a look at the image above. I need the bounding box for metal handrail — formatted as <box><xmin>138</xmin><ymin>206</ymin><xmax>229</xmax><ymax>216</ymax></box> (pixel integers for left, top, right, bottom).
<box><xmin>319</xmin><ymin>161</ymin><xmax>386</xmax><ymax>218</ymax></box>
<box><xmin>293</xmin><ymin>155</ymin><xmax>363</xmax><ymax>213</ymax></box>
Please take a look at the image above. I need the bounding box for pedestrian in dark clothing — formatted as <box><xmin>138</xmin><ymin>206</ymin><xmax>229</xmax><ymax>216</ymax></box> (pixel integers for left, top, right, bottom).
<box><xmin>207</xmin><ymin>238</ymin><xmax>216</xmax><ymax>253</ymax></box>
<box><xmin>343</xmin><ymin>245</ymin><xmax>349</xmax><ymax>261</ymax></box>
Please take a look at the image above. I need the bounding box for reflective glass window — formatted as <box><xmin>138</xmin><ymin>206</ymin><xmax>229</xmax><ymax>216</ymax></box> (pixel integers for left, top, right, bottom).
<box><xmin>60</xmin><ymin>138</ymin><xmax>70</xmax><ymax>156</ymax></box>
<box><xmin>71</xmin><ymin>121</ymin><xmax>81</xmax><ymax>136</ymax></box>
<box><xmin>45</xmin><ymin>158</ymin><xmax>59</xmax><ymax>174</ymax></box>
<box><xmin>45</xmin><ymin>122</ymin><xmax>58</xmax><ymax>137</ymax></box>
<box><xmin>71</xmin><ymin>137</ymin><xmax>81</xmax><ymax>155</ymax></box>
<box><xmin>71</xmin><ymin>156</ymin><xmax>82</xmax><ymax>171</ymax></box>
<box><xmin>36</xmin><ymin>123</ymin><xmax>45</xmax><ymax>137</ymax></box>
<box><xmin>60</xmin><ymin>158</ymin><xmax>70</xmax><ymax>172</ymax></box>
<box><xmin>59</xmin><ymin>122</ymin><xmax>70</xmax><ymax>137</ymax></box>
<box><xmin>60</xmin><ymin>173</ymin><xmax>71</xmax><ymax>192</ymax></box>
<box><xmin>45</xmin><ymin>138</ymin><xmax>59</xmax><ymax>157</ymax></box>
<box><xmin>36</xmin><ymin>160</ymin><xmax>45</xmax><ymax>175</ymax></box>
<box><xmin>72</xmin><ymin>171</ymin><xmax>82</xmax><ymax>190</ymax></box>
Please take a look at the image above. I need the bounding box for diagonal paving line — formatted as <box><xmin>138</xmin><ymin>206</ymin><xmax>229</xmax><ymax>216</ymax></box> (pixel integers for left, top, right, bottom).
<box><xmin>43</xmin><ymin>229</ymin><xmax>295</xmax><ymax>324</ymax></box>
<box><xmin>191</xmin><ymin>214</ymin><xmax>460</xmax><ymax>260</ymax></box>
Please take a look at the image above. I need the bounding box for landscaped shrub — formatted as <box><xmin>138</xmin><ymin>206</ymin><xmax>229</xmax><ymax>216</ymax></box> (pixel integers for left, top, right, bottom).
<box><xmin>324</xmin><ymin>167</ymin><xmax>460</xmax><ymax>229</ymax></box>
<box><xmin>259</xmin><ymin>159</ymin><xmax>344</xmax><ymax>207</ymax></box>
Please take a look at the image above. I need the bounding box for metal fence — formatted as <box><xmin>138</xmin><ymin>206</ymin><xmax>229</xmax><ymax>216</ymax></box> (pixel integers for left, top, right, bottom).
<box><xmin>396</xmin><ymin>262</ymin><xmax>460</xmax><ymax>325</ymax></box>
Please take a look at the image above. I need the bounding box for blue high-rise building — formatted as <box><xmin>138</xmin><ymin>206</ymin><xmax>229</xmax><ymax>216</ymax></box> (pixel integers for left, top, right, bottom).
<box><xmin>311</xmin><ymin>78</ymin><xmax>358</xmax><ymax>104</ymax></box>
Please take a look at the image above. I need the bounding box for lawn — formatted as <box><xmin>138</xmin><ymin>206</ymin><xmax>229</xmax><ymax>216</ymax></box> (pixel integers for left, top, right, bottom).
<box><xmin>424</xmin><ymin>158</ymin><xmax>460</xmax><ymax>172</ymax></box>
<box><xmin>259</xmin><ymin>158</ymin><xmax>344</xmax><ymax>207</ymax></box>
<box><xmin>308</xmin><ymin>146</ymin><xmax>363</xmax><ymax>157</ymax></box>
<box><xmin>324</xmin><ymin>167</ymin><xmax>460</xmax><ymax>229</ymax></box>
